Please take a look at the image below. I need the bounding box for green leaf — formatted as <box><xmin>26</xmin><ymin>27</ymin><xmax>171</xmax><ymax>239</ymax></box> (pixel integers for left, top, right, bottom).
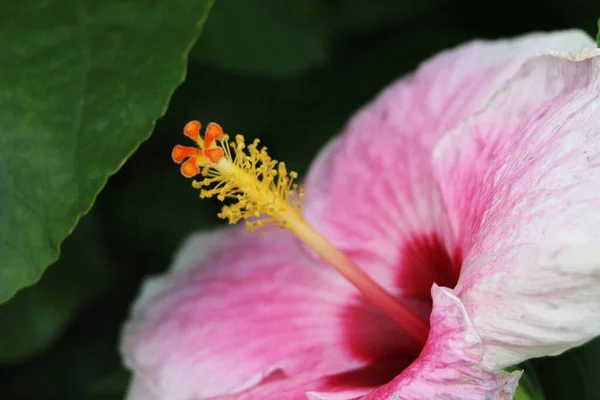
<box><xmin>535</xmin><ymin>337</ymin><xmax>600</xmax><ymax>399</ymax></box>
<box><xmin>0</xmin><ymin>214</ymin><xmax>110</xmax><ymax>362</ymax></box>
<box><xmin>597</xmin><ymin>18</ymin><xmax>599</xmax><ymax>47</ymax></box>
<box><xmin>507</xmin><ymin>363</ymin><xmax>545</xmax><ymax>400</ymax></box>
<box><xmin>0</xmin><ymin>0</ymin><xmax>214</xmax><ymax>302</ymax></box>
<box><xmin>192</xmin><ymin>0</ymin><xmax>327</xmax><ymax>77</ymax></box>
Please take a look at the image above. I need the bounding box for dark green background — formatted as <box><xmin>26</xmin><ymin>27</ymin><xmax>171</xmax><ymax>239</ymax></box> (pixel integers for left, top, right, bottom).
<box><xmin>1</xmin><ymin>1</ymin><xmax>599</xmax><ymax>399</ymax></box>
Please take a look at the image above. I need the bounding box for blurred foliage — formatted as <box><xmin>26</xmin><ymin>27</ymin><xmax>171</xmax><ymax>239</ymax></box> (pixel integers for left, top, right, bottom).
<box><xmin>0</xmin><ymin>0</ymin><xmax>599</xmax><ymax>399</ymax></box>
<box><xmin>533</xmin><ymin>337</ymin><xmax>600</xmax><ymax>400</ymax></box>
<box><xmin>0</xmin><ymin>214</ymin><xmax>110</xmax><ymax>362</ymax></box>
<box><xmin>0</xmin><ymin>0</ymin><xmax>213</xmax><ymax>303</ymax></box>
<box><xmin>509</xmin><ymin>363</ymin><xmax>545</xmax><ymax>400</ymax></box>
<box><xmin>597</xmin><ymin>17</ymin><xmax>600</xmax><ymax>46</ymax></box>
<box><xmin>192</xmin><ymin>0</ymin><xmax>328</xmax><ymax>77</ymax></box>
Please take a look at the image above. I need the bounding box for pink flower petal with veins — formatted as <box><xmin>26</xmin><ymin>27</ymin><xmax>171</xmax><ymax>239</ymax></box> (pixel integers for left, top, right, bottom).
<box><xmin>122</xmin><ymin>227</ymin><xmax>415</xmax><ymax>399</ymax></box>
<box><xmin>435</xmin><ymin>50</ymin><xmax>600</xmax><ymax>368</ymax></box>
<box><xmin>363</xmin><ymin>286</ymin><xmax>521</xmax><ymax>400</ymax></box>
<box><xmin>121</xmin><ymin>30</ymin><xmax>600</xmax><ymax>400</ymax></box>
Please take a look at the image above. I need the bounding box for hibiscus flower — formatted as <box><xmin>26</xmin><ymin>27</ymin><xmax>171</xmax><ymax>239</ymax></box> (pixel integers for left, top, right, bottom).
<box><xmin>121</xmin><ymin>30</ymin><xmax>600</xmax><ymax>399</ymax></box>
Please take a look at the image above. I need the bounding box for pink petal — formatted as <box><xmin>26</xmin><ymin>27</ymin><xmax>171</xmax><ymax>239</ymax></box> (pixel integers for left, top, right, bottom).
<box><xmin>434</xmin><ymin>50</ymin><xmax>600</xmax><ymax>368</ymax></box>
<box><xmin>180</xmin><ymin>358</ymin><xmax>411</xmax><ymax>400</ymax></box>
<box><xmin>121</xmin><ymin>227</ymin><xmax>415</xmax><ymax>399</ymax></box>
<box><xmin>303</xmin><ymin>30</ymin><xmax>595</xmax><ymax>301</ymax></box>
<box><xmin>364</xmin><ymin>286</ymin><xmax>522</xmax><ymax>400</ymax></box>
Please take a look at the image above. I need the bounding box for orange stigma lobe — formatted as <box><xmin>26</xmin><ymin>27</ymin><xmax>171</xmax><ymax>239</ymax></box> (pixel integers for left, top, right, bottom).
<box><xmin>181</xmin><ymin>158</ymin><xmax>200</xmax><ymax>177</ymax></box>
<box><xmin>204</xmin><ymin>122</ymin><xmax>224</xmax><ymax>148</ymax></box>
<box><xmin>184</xmin><ymin>120</ymin><xmax>201</xmax><ymax>141</ymax></box>
<box><xmin>172</xmin><ymin>121</ymin><xmax>228</xmax><ymax>178</ymax></box>
<box><xmin>172</xmin><ymin>145</ymin><xmax>201</xmax><ymax>164</ymax></box>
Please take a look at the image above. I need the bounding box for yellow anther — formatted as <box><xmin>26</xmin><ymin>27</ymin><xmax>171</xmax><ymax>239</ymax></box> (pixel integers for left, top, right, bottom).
<box><xmin>173</xmin><ymin>122</ymin><xmax>304</xmax><ymax>232</ymax></box>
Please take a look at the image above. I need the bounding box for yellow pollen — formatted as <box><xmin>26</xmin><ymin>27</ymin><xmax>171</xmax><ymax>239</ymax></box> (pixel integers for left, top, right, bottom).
<box><xmin>172</xmin><ymin>121</ymin><xmax>430</xmax><ymax>344</ymax></box>
<box><xmin>192</xmin><ymin>134</ymin><xmax>305</xmax><ymax>233</ymax></box>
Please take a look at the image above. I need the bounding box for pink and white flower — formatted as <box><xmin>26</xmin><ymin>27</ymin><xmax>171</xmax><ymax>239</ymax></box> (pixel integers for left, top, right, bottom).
<box><xmin>121</xmin><ymin>30</ymin><xmax>600</xmax><ymax>399</ymax></box>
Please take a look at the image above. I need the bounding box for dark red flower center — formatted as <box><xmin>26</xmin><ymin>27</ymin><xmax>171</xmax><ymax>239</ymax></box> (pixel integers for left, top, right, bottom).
<box><xmin>330</xmin><ymin>233</ymin><xmax>462</xmax><ymax>391</ymax></box>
